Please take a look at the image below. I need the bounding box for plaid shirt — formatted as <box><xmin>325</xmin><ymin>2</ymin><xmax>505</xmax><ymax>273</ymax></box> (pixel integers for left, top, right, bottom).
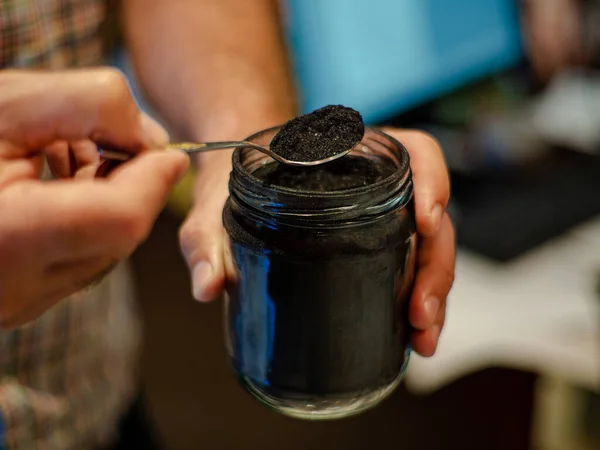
<box><xmin>0</xmin><ymin>1</ymin><xmax>141</xmax><ymax>449</ymax></box>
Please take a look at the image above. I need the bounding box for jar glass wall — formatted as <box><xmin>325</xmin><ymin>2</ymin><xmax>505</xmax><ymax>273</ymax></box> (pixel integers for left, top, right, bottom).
<box><xmin>223</xmin><ymin>127</ymin><xmax>417</xmax><ymax>420</ymax></box>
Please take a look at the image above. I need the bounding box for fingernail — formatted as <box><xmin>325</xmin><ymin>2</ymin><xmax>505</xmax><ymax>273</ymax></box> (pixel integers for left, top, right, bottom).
<box><xmin>430</xmin><ymin>203</ymin><xmax>443</xmax><ymax>232</ymax></box>
<box><xmin>140</xmin><ymin>113</ymin><xmax>169</xmax><ymax>148</ymax></box>
<box><xmin>192</xmin><ymin>261</ymin><xmax>213</xmax><ymax>302</ymax></box>
<box><xmin>424</xmin><ymin>296</ymin><xmax>440</xmax><ymax>325</ymax></box>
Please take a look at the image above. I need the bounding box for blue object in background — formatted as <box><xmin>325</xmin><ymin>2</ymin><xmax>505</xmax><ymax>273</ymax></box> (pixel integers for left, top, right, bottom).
<box><xmin>285</xmin><ymin>0</ymin><xmax>523</xmax><ymax>123</ymax></box>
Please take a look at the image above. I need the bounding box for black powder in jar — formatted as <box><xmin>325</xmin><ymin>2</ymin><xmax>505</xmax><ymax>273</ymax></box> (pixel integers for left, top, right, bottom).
<box><xmin>223</xmin><ymin>126</ymin><xmax>416</xmax><ymax>420</ymax></box>
<box><xmin>253</xmin><ymin>155</ymin><xmax>396</xmax><ymax>191</ymax></box>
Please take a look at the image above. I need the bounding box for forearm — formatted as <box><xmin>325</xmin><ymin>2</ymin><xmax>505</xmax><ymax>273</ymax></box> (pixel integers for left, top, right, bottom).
<box><xmin>123</xmin><ymin>0</ymin><xmax>298</xmax><ymax>147</ymax></box>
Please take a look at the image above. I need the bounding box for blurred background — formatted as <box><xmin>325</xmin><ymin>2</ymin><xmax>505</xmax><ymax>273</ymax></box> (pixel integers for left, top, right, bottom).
<box><xmin>121</xmin><ymin>0</ymin><xmax>600</xmax><ymax>448</ymax></box>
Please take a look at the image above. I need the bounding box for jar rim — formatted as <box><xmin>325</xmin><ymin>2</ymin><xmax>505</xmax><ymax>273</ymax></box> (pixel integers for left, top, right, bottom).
<box><xmin>233</xmin><ymin>127</ymin><xmax>411</xmax><ymax>198</ymax></box>
<box><xmin>228</xmin><ymin>126</ymin><xmax>413</xmax><ymax>225</ymax></box>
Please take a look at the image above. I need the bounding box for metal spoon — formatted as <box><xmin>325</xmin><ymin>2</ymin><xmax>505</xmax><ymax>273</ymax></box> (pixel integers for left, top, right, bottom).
<box><xmin>97</xmin><ymin>141</ymin><xmax>352</xmax><ymax>167</ymax></box>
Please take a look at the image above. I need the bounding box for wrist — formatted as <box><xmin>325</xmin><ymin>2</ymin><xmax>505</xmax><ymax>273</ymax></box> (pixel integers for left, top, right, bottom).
<box><xmin>188</xmin><ymin>97</ymin><xmax>297</xmax><ymax>140</ymax></box>
<box><xmin>190</xmin><ymin>107</ymin><xmax>296</xmax><ymax>167</ymax></box>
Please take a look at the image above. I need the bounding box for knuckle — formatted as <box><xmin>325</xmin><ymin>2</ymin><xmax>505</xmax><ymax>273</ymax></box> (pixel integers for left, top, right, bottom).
<box><xmin>440</xmin><ymin>266</ymin><xmax>456</xmax><ymax>292</ymax></box>
<box><xmin>415</xmin><ymin>214</ymin><xmax>435</xmax><ymax>236</ymax></box>
<box><xmin>178</xmin><ymin>219</ymin><xmax>213</xmax><ymax>265</ymax></box>
<box><xmin>179</xmin><ymin>215</ymin><xmax>204</xmax><ymax>242</ymax></box>
<box><xmin>404</xmin><ymin>130</ymin><xmax>450</xmax><ymax>194</ymax></box>
<box><xmin>178</xmin><ymin>225</ymin><xmax>192</xmax><ymax>250</ymax></box>
<box><xmin>91</xmin><ymin>69</ymin><xmax>137</xmax><ymax>123</ymax></box>
<box><xmin>93</xmin><ymin>68</ymin><xmax>130</xmax><ymax>97</ymax></box>
<box><xmin>409</xmin><ymin>130</ymin><xmax>442</xmax><ymax>152</ymax></box>
<box><xmin>440</xmin><ymin>214</ymin><xmax>457</xmax><ymax>249</ymax></box>
<box><xmin>87</xmin><ymin>69</ymin><xmax>137</xmax><ymax>143</ymax></box>
<box><xmin>178</xmin><ymin>221</ymin><xmax>199</xmax><ymax>256</ymax></box>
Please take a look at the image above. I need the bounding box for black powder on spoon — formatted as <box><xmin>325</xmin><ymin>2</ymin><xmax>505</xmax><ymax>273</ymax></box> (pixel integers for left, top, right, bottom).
<box><xmin>270</xmin><ymin>105</ymin><xmax>365</xmax><ymax>162</ymax></box>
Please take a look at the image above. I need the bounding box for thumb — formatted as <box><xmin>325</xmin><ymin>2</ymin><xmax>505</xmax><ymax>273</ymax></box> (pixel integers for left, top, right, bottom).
<box><xmin>179</xmin><ymin>152</ymin><xmax>231</xmax><ymax>302</ymax></box>
<box><xmin>107</xmin><ymin>150</ymin><xmax>190</xmax><ymax>214</ymax></box>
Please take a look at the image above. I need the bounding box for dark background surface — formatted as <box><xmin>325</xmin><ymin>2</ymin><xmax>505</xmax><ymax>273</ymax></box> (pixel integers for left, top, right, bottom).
<box><xmin>131</xmin><ymin>212</ymin><xmax>536</xmax><ymax>450</ymax></box>
<box><xmin>380</xmin><ymin>70</ymin><xmax>600</xmax><ymax>263</ymax></box>
<box><xmin>448</xmin><ymin>148</ymin><xmax>600</xmax><ymax>261</ymax></box>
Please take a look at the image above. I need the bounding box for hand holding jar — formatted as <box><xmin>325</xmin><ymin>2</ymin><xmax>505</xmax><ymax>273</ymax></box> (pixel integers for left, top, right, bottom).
<box><xmin>179</xmin><ymin>109</ymin><xmax>454</xmax><ymax>419</ymax></box>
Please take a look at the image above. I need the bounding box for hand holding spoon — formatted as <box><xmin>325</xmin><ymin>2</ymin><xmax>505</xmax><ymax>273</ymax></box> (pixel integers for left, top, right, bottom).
<box><xmin>96</xmin><ymin>105</ymin><xmax>365</xmax><ymax>177</ymax></box>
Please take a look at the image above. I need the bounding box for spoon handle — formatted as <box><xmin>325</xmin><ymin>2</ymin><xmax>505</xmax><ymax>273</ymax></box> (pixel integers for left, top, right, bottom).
<box><xmin>95</xmin><ymin>141</ymin><xmax>253</xmax><ymax>177</ymax></box>
<box><xmin>98</xmin><ymin>141</ymin><xmax>248</xmax><ymax>162</ymax></box>
<box><xmin>170</xmin><ymin>141</ymin><xmax>249</xmax><ymax>153</ymax></box>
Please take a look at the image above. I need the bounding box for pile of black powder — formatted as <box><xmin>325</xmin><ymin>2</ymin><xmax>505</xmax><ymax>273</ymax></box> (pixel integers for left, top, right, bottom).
<box><xmin>270</xmin><ymin>105</ymin><xmax>365</xmax><ymax>162</ymax></box>
<box><xmin>253</xmin><ymin>156</ymin><xmax>395</xmax><ymax>191</ymax></box>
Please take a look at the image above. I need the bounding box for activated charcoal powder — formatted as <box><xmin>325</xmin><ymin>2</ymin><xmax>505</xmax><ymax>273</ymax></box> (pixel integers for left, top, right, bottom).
<box><xmin>252</xmin><ymin>156</ymin><xmax>396</xmax><ymax>191</ymax></box>
<box><xmin>223</xmin><ymin>126</ymin><xmax>416</xmax><ymax>419</ymax></box>
<box><xmin>270</xmin><ymin>105</ymin><xmax>365</xmax><ymax>162</ymax></box>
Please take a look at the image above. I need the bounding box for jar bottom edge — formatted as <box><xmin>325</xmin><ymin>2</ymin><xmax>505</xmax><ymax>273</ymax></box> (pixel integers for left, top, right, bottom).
<box><xmin>235</xmin><ymin>349</ymin><xmax>411</xmax><ymax>421</ymax></box>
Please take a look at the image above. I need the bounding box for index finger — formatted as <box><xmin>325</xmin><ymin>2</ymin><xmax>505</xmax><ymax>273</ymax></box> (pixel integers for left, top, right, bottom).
<box><xmin>0</xmin><ymin>69</ymin><xmax>168</xmax><ymax>156</ymax></box>
<box><xmin>383</xmin><ymin>128</ymin><xmax>450</xmax><ymax>237</ymax></box>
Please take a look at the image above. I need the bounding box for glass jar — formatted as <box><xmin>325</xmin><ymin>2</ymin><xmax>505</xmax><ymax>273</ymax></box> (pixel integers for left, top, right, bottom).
<box><xmin>223</xmin><ymin>127</ymin><xmax>417</xmax><ymax>420</ymax></box>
